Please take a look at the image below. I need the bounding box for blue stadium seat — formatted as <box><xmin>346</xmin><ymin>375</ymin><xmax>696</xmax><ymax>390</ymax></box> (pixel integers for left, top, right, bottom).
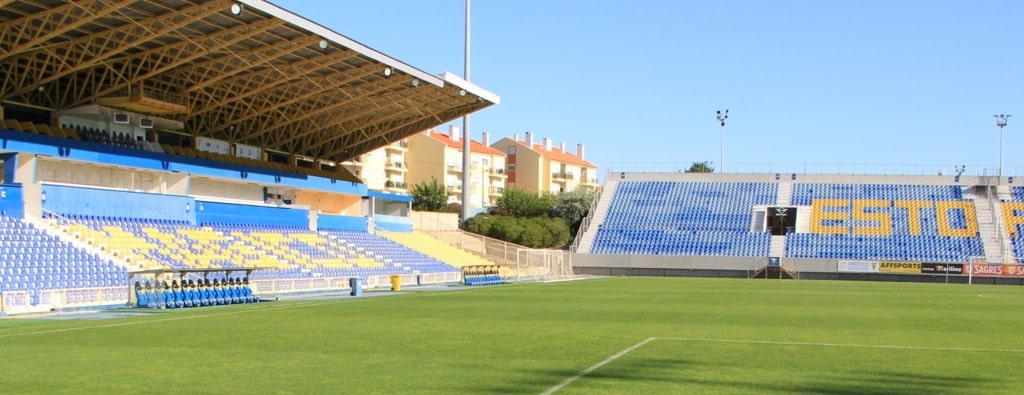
<box><xmin>591</xmin><ymin>181</ymin><xmax>775</xmax><ymax>256</ymax></box>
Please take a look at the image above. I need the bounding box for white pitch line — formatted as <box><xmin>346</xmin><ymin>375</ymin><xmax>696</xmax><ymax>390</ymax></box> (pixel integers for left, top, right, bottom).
<box><xmin>540</xmin><ymin>335</ymin><xmax>1024</xmax><ymax>394</ymax></box>
<box><xmin>0</xmin><ymin>297</ymin><xmax>358</xmax><ymax>339</ymax></box>
<box><xmin>0</xmin><ymin>287</ymin><xmax>505</xmax><ymax>339</ymax></box>
<box><xmin>0</xmin><ymin>302</ymin><xmax>301</xmax><ymax>339</ymax></box>
<box><xmin>540</xmin><ymin>337</ymin><xmax>656</xmax><ymax>395</ymax></box>
<box><xmin>656</xmin><ymin>337</ymin><xmax>1024</xmax><ymax>354</ymax></box>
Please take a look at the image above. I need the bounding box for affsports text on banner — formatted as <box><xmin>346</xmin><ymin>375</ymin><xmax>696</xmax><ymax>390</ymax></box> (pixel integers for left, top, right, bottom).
<box><xmin>879</xmin><ymin>261</ymin><xmax>921</xmax><ymax>274</ymax></box>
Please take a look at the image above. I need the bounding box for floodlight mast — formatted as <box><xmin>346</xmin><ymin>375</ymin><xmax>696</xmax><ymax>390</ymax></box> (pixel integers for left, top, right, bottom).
<box><xmin>716</xmin><ymin>109</ymin><xmax>729</xmax><ymax>173</ymax></box>
<box><xmin>461</xmin><ymin>0</ymin><xmax>472</xmax><ymax>224</ymax></box>
<box><xmin>995</xmin><ymin>114</ymin><xmax>1011</xmax><ymax>180</ymax></box>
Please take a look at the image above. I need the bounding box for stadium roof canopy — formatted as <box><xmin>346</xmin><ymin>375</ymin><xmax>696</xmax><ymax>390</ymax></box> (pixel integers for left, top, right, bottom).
<box><xmin>0</xmin><ymin>0</ymin><xmax>498</xmax><ymax>162</ymax></box>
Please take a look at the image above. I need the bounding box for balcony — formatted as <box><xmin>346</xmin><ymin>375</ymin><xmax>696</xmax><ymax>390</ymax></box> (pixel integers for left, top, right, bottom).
<box><xmin>447</xmin><ymin>185</ymin><xmax>462</xmax><ymax>193</ymax></box>
<box><xmin>385</xmin><ymin>160</ymin><xmax>407</xmax><ymax>173</ymax></box>
<box><xmin>489</xmin><ymin>186</ymin><xmax>505</xmax><ymax>196</ymax></box>
<box><xmin>488</xmin><ymin>167</ymin><xmax>507</xmax><ymax>178</ymax></box>
<box><xmin>384</xmin><ymin>180</ymin><xmax>408</xmax><ymax>191</ymax></box>
<box><xmin>385</xmin><ymin>141</ymin><xmax>408</xmax><ymax>152</ymax></box>
<box><xmin>447</xmin><ymin>164</ymin><xmax>462</xmax><ymax>173</ymax></box>
<box><xmin>581</xmin><ymin>177</ymin><xmax>599</xmax><ymax>186</ymax></box>
<box><xmin>552</xmin><ymin>171</ymin><xmax>575</xmax><ymax>182</ymax></box>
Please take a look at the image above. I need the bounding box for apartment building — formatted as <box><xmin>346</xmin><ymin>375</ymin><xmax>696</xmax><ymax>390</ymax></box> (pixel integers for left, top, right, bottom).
<box><xmin>340</xmin><ymin>139</ymin><xmax>409</xmax><ymax>193</ymax></box>
<box><xmin>490</xmin><ymin>131</ymin><xmax>597</xmax><ymax>194</ymax></box>
<box><xmin>406</xmin><ymin>126</ymin><xmax>507</xmax><ymax>209</ymax></box>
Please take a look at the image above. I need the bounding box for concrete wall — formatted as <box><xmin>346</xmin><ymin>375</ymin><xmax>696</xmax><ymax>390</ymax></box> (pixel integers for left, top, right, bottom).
<box><xmin>190</xmin><ymin>177</ymin><xmax>263</xmax><ymax>202</ymax></box>
<box><xmin>573</xmin><ymin>254</ymin><xmax>768</xmax><ymax>271</ymax></box>
<box><xmin>411</xmin><ymin>210</ymin><xmax>460</xmax><ymax>231</ymax></box>
<box><xmin>571</xmin><ymin>253</ymin><xmax>1023</xmax><ymax>284</ymax></box>
<box><xmin>375</xmin><ymin>214</ymin><xmax>413</xmax><ymax>232</ymax></box>
<box><xmin>317</xmin><ymin>213</ymin><xmax>368</xmax><ymax>231</ymax></box>
<box><xmin>41</xmin><ymin>183</ymin><xmax>194</xmax><ymax>222</ymax></box>
<box><xmin>1</xmin><ymin>152</ymin><xmax>16</xmax><ymax>183</ymax></box>
<box><xmin>196</xmin><ymin>201</ymin><xmax>308</xmax><ymax>227</ymax></box>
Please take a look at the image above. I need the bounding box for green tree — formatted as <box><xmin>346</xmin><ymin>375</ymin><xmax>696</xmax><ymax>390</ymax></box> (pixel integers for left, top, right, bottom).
<box><xmin>495</xmin><ymin>188</ymin><xmax>555</xmax><ymax>217</ymax></box>
<box><xmin>551</xmin><ymin>188</ymin><xmax>597</xmax><ymax>234</ymax></box>
<box><xmin>465</xmin><ymin>215</ymin><xmax>569</xmax><ymax>248</ymax></box>
<box><xmin>686</xmin><ymin>161</ymin><xmax>714</xmax><ymax>173</ymax></box>
<box><xmin>464</xmin><ymin>214</ymin><xmax>494</xmax><ymax>235</ymax></box>
<box><xmin>410</xmin><ymin>177</ymin><xmax>448</xmax><ymax>212</ymax></box>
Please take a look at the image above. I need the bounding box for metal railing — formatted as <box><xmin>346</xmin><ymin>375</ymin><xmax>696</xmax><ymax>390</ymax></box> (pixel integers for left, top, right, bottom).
<box><xmin>552</xmin><ymin>171</ymin><xmax>575</xmax><ymax>180</ymax></box>
<box><xmin>412</xmin><ymin>212</ymin><xmax>536</xmax><ymax>266</ymax></box>
<box><xmin>570</xmin><ymin>184</ymin><xmax>603</xmax><ymax>253</ymax></box>
<box><xmin>609</xmin><ymin>162</ymin><xmax>1022</xmax><ymax>177</ymax></box>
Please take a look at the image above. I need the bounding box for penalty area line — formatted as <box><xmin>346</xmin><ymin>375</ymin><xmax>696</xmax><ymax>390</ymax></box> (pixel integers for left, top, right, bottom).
<box><xmin>540</xmin><ymin>337</ymin><xmax>656</xmax><ymax>395</ymax></box>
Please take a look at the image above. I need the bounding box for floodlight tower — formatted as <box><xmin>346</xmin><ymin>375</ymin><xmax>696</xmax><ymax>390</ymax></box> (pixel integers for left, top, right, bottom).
<box><xmin>995</xmin><ymin>114</ymin><xmax>1011</xmax><ymax>179</ymax></box>
<box><xmin>460</xmin><ymin>0</ymin><xmax>472</xmax><ymax>223</ymax></box>
<box><xmin>716</xmin><ymin>109</ymin><xmax>729</xmax><ymax>173</ymax></box>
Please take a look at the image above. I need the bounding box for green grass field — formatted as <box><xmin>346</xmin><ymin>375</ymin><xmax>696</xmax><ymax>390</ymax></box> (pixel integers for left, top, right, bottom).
<box><xmin>2</xmin><ymin>277</ymin><xmax>1024</xmax><ymax>394</ymax></box>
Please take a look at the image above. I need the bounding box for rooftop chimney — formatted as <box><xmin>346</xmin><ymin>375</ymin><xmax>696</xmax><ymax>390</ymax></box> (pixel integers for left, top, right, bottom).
<box><xmin>513</xmin><ymin>133</ymin><xmax>519</xmax><ymax>142</ymax></box>
<box><xmin>449</xmin><ymin>125</ymin><xmax>459</xmax><ymax>142</ymax></box>
<box><xmin>425</xmin><ymin>129</ymin><xmax>432</xmax><ymax>136</ymax></box>
<box><xmin>481</xmin><ymin>132</ymin><xmax>490</xmax><ymax>147</ymax></box>
<box><xmin>559</xmin><ymin>141</ymin><xmax>566</xmax><ymax>152</ymax></box>
<box><xmin>526</xmin><ymin>131</ymin><xmax>534</xmax><ymax>148</ymax></box>
<box><xmin>577</xmin><ymin>143</ymin><xmax>585</xmax><ymax>160</ymax></box>
<box><xmin>543</xmin><ymin>137</ymin><xmax>551</xmax><ymax>152</ymax></box>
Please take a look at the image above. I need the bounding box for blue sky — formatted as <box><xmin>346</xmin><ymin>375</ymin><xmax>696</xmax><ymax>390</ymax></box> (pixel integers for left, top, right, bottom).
<box><xmin>274</xmin><ymin>0</ymin><xmax>1023</xmax><ymax>177</ymax></box>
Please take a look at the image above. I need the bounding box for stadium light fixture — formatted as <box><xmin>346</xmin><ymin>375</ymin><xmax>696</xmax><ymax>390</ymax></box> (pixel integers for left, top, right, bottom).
<box><xmin>383</xmin><ymin>67</ymin><xmax>393</xmax><ymax>77</ymax></box>
<box><xmin>230</xmin><ymin>3</ymin><xmax>243</xmax><ymax>16</ymax></box>
<box><xmin>318</xmin><ymin>39</ymin><xmax>329</xmax><ymax>51</ymax></box>
<box><xmin>995</xmin><ymin>114</ymin><xmax>1011</xmax><ymax>179</ymax></box>
<box><xmin>716</xmin><ymin>109</ymin><xmax>729</xmax><ymax>173</ymax></box>
<box><xmin>410</xmin><ymin>79</ymin><xmax>420</xmax><ymax>87</ymax></box>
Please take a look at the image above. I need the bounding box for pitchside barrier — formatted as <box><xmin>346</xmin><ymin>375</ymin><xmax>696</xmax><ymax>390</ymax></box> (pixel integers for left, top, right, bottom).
<box><xmin>0</xmin><ymin>272</ymin><xmax>464</xmax><ymax>315</ymax></box>
<box><xmin>574</xmin><ymin>254</ymin><xmax>1024</xmax><ymax>285</ymax></box>
<box><xmin>250</xmin><ymin>272</ymin><xmax>462</xmax><ymax>296</ymax></box>
<box><xmin>833</xmin><ymin>258</ymin><xmax>1024</xmax><ymax>285</ymax></box>
<box><xmin>2</xmin><ymin>286</ymin><xmax>127</xmax><ymax>315</ymax></box>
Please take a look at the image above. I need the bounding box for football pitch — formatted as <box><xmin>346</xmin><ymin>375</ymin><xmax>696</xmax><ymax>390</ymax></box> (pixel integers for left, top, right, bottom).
<box><xmin>2</xmin><ymin>277</ymin><xmax>1023</xmax><ymax>394</ymax></box>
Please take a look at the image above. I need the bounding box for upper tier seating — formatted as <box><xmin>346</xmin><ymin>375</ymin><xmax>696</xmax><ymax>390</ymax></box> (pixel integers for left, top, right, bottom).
<box><xmin>0</xmin><ymin>121</ymin><xmax>358</xmax><ymax>182</ymax></box>
<box><xmin>160</xmin><ymin>144</ymin><xmax>360</xmax><ymax>183</ymax></box>
<box><xmin>591</xmin><ymin>181</ymin><xmax>776</xmax><ymax>256</ymax></box>
<box><xmin>3</xmin><ymin>120</ymin><xmax>79</xmax><ymax>140</ymax></box>
<box><xmin>791</xmin><ymin>183</ymin><xmax>964</xmax><ymax>205</ymax></box>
